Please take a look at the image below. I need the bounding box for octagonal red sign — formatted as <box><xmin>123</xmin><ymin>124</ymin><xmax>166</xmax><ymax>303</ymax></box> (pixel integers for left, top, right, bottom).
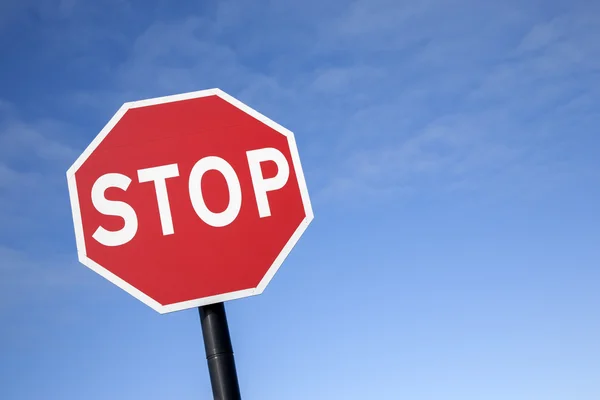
<box><xmin>66</xmin><ymin>89</ymin><xmax>313</xmax><ymax>313</ymax></box>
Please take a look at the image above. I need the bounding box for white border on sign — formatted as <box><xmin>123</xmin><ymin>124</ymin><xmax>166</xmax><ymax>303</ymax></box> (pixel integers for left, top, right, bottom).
<box><xmin>66</xmin><ymin>88</ymin><xmax>314</xmax><ymax>314</ymax></box>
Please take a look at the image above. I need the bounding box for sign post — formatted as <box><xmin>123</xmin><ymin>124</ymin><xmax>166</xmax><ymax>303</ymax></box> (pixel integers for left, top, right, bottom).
<box><xmin>66</xmin><ymin>88</ymin><xmax>313</xmax><ymax>399</ymax></box>
<box><xmin>199</xmin><ymin>303</ymin><xmax>241</xmax><ymax>400</ymax></box>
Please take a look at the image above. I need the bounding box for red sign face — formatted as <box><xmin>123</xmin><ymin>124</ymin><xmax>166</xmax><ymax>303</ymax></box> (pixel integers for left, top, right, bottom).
<box><xmin>67</xmin><ymin>89</ymin><xmax>313</xmax><ymax>313</ymax></box>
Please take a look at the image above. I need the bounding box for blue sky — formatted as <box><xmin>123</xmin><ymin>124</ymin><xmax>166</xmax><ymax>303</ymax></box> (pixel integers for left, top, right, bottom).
<box><xmin>1</xmin><ymin>0</ymin><xmax>599</xmax><ymax>398</ymax></box>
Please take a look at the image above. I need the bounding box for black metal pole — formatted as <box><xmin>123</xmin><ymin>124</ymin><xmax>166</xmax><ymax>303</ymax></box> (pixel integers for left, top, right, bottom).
<box><xmin>198</xmin><ymin>302</ymin><xmax>241</xmax><ymax>400</ymax></box>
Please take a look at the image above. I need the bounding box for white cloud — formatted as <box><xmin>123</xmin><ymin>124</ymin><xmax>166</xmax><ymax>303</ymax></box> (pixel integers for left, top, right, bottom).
<box><xmin>0</xmin><ymin>101</ymin><xmax>79</xmax><ymax>247</ymax></box>
<box><xmin>0</xmin><ymin>163</ymin><xmax>41</xmax><ymax>189</ymax></box>
<box><xmin>0</xmin><ymin>245</ymin><xmax>88</xmax><ymax>312</ymax></box>
<box><xmin>304</xmin><ymin>4</ymin><xmax>600</xmax><ymax>203</ymax></box>
<box><xmin>116</xmin><ymin>16</ymin><xmax>249</xmax><ymax>96</ymax></box>
<box><xmin>0</xmin><ymin>120</ymin><xmax>78</xmax><ymax>163</ymax></box>
<box><xmin>0</xmin><ymin>101</ymin><xmax>79</xmax><ymax>163</ymax></box>
<box><xmin>322</xmin><ymin>0</ymin><xmax>433</xmax><ymax>51</ymax></box>
<box><xmin>309</xmin><ymin>66</ymin><xmax>385</xmax><ymax>94</ymax></box>
<box><xmin>0</xmin><ymin>113</ymin><xmax>83</xmax><ymax>303</ymax></box>
<box><xmin>517</xmin><ymin>18</ymin><xmax>564</xmax><ymax>53</ymax></box>
<box><xmin>28</xmin><ymin>0</ymin><xmax>599</xmax><ymax>208</ymax></box>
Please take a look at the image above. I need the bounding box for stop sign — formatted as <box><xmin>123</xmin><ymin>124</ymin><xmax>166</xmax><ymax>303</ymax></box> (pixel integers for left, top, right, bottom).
<box><xmin>66</xmin><ymin>89</ymin><xmax>313</xmax><ymax>313</ymax></box>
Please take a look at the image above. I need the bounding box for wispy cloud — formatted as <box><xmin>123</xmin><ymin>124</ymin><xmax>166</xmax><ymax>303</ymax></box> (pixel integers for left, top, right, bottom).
<box><xmin>0</xmin><ymin>103</ymin><xmax>88</xmax><ymax>308</ymax></box>
<box><xmin>0</xmin><ymin>102</ymin><xmax>78</xmax><ymax>248</ymax></box>
<box><xmin>301</xmin><ymin>2</ymin><xmax>600</xmax><ymax>203</ymax></box>
<box><xmin>0</xmin><ymin>245</ymin><xmax>88</xmax><ymax>312</ymax></box>
<box><xmin>7</xmin><ymin>0</ymin><xmax>599</xmax><ymax>210</ymax></box>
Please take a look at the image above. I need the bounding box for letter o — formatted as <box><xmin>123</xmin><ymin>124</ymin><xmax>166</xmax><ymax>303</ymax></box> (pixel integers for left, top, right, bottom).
<box><xmin>188</xmin><ymin>156</ymin><xmax>242</xmax><ymax>227</ymax></box>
